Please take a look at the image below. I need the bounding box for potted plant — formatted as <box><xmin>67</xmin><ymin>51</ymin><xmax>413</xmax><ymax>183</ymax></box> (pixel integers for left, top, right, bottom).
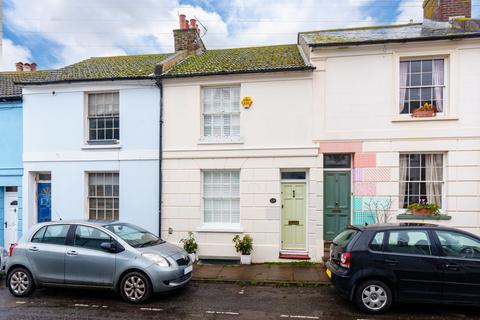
<box><xmin>407</xmin><ymin>201</ymin><xmax>440</xmax><ymax>216</ymax></box>
<box><xmin>232</xmin><ymin>234</ymin><xmax>253</xmax><ymax>264</ymax></box>
<box><xmin>412</xmin><ymin>102</ymin><xmax>437</xmax><ymax>118</ymax></box>
<box><xmin>180</xmin><ymin>232</ymin><xmax>198</xmax><ymax>263</ymax></box>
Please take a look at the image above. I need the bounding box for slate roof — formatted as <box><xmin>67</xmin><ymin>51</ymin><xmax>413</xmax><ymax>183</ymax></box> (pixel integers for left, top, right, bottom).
<box><xmin>163</xmin><ymin>44</ymin><xmax>313</xmax><ymax>78</ymax></box>
<box><xmin>299</xmin><ymin>23</ymin><xmax>480</xmax><ymax>47</ymax></box>
<box><xmin>18</xmin><ymin>54</ymin><xmax>174</xmax><ymax>85</ymax></box>
<box><xmin>16</xmin><ymin>44</ymin><xmax>312</xmax><ymax>85</ymax></box>
<box><xmin>0</xmin><ymin>70</ymin><xmax>60</xmax><ymax>100</ymax></box>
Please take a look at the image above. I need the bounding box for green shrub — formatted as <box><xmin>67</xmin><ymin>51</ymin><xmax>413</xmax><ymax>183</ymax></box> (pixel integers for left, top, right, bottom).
<box><xmin>180</xmin><ymin>232</ymin><xmax>198</xmax><ymax>254</ymax></box>
<box><xmin>232</xmin><ymin>234</ymin><xmax>253</xmax><ymax>255</ymax></box>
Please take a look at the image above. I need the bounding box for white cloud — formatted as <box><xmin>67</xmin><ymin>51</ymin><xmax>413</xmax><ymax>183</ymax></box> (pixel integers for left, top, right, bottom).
<box><xmin>395</xmin><ymin>0</ymin><xmax>424</xmax><ymax>24</ymax></box>
<box><xmin>1</xmin><ymin>38</ymin><xmax>33</xmax><ymax>71</ymax></box>
<box><xmin>4</xmin><ymin>0</ymin><xmax>378</xmax><ymax>68</ymax></box>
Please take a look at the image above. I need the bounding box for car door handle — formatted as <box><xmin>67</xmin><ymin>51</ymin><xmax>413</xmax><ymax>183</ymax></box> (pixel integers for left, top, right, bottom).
<box><xmin>384</xmin><ymin>258</ymin><xmax>398</xmax><ymax>265</ymax></box>
<box><xmin>444</xmin><ymin>263</ymin><xmax>460</xmax><ymax>271</ymax></box>
<box><xmin>66</xmin><ymin>250</ymin><xmax>78</xmax><ymax>256</ymax></box>
<box><xmin>28</xmin><ymin>246</ymin><xmax>39</xmax><ymax>252</ymax></box>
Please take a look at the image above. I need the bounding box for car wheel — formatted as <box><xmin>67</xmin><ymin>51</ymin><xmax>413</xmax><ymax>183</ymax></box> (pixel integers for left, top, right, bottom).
<box><xmin>354</xmin><ymin>280</ymin><xmax>392</xmax><ymax>314</ymax></box>
<box><xmin>7</xmin><ymin>267</ymin><xmax>35</xmax><ymax>297</ymax></box>
<box><xmin>120</xmin><ymin>272</ymin><xmax>152</xmax><ymax>304</ymax></box>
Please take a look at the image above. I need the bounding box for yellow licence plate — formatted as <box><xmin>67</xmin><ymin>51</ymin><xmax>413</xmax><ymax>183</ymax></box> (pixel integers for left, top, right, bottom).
<box><xmin>326</xmin><ymin>268</ymin><xmax>332</xmax><ymax>279</ymax></box>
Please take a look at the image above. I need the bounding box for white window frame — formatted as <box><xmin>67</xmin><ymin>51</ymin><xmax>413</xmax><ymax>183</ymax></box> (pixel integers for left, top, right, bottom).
<box><xmin>86</xmin><ymin>171</ymin><xmax>119</xmax><ymax>221</ymax></box>
<box><xmin>393</xmin><ymin>51</ymin><xmax>457</xmax><ymax>122</ymax></box>
<box><xmin>200</xmin><ymin>170</ymin><xmax>241</xmax><ymax>231</ymax></box>
<box><xmin>199</xmin><ymin>86</ymin><xmax>242</xmax><ymax>144</ymax></box>
<box><xmin>84</xmin><ymin>91</ymin><xmax>120</xmax><ymax>145</ymax></box>
<box><xmin>399</xmin><ymin>153</ymin><xmax>446</xmax><ymax>212</ymax></box>
<box><xmin>400</xmin><ymin>57</ymin><xmax>446</xmax><ymax>115</ymax></box>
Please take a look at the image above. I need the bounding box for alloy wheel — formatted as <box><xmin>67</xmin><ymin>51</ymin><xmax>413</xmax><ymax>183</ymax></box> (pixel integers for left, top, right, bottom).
<box><xmin>361</xmin><ymin>284</ymin><xmax>388</xmax><ymax>311</ymax></box>
<box><xmin>123</xmin><ymin>275</ymin><xmax>146</xmax><ymax>301</ymax></box>
<box><xmin>10</xmin><ymin>271</ymin><xmax>30</xmax><ymax>295</ymax></box>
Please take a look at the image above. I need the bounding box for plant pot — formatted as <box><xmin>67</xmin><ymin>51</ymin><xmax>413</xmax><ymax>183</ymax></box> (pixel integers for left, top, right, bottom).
<box><xmin>240</xmin><ymin>254</ymin><xmax>251</xmax><ymax>265</ymax></box>
<box><xmin>188</xmin><ymin>253</ymin><xmax>196</xmax><ymax>263</ymax></box>
<box><xmin>412</xmin><ymin>109</ymin><xmax>436</xmax><ymax>118</ymax></box>
<box><xmin>411</xmin><ymin>208</ymin><xmax>434</xmax><ymax>216</ymax></box>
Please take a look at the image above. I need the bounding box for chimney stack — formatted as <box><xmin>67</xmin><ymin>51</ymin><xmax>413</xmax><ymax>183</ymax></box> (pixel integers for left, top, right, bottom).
<box><xmin>423</xmin><ymin>0</ymin><xmax>471</xmax><ymax>22</ymax></box>
<box><xmin>15</xmin><ymin>62</ymin><xmax>37</xmax><ymax>72</ymax></box>
<box><xmin>173</xmin><ymin>14</ymin><xmax>206</xmax><ymax>53</ymax></box>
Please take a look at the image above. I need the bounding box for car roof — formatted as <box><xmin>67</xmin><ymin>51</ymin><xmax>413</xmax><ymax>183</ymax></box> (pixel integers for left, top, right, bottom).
<box><xmin>352</xmin><ymin>223</ymin><xmax>455</xmax><ymax>232</ymax></box>
<box><xmin>34</xmin><ymin>220</ymin><xmax>118</xmax><ymax>228</ymax></box>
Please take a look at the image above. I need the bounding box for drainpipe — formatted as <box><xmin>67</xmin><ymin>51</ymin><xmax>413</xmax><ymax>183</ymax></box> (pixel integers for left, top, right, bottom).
<box><xmin>155</xmin><ymin>68</ymin><xmax>164</xmax><ymax>238</ymax></box>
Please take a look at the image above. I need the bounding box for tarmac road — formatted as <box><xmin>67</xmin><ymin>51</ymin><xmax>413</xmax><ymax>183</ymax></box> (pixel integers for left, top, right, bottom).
<box><xmin>0</xmin><ymin>281</ymin><xmax>479</xmax><ymax>320</ymax></box>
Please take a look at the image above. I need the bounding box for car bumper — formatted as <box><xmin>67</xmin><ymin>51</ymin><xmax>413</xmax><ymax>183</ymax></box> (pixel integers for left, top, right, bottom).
<box><xmin>146</xmin><ymin>263</ymin><xmax>193</xmax><ymax>293</ymax></box>
<box><xmin>325</xmin><ymin>260</ymin><xmax>352</xmax><ymax>298</ymax></box>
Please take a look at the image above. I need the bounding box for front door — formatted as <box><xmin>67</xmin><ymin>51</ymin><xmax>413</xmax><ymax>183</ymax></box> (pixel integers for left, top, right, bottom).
<box><xmin>324</xmin><ymin>171</ymin><xmax>351</xmax><ymax>241</ymax></box>
<box><xmin>4</xmin><ymin>193</ymin><xmax>18</xmax><ymax>248</ymax></box>
<box><xmin>281</xmin><ymin>183</ymin><xmax>306</xmax><ymax>250</ymax></box>
<box><xmin>37</xmin><ymin>182</ymin><xmax>51</xmax><ymax>223</ymax></box>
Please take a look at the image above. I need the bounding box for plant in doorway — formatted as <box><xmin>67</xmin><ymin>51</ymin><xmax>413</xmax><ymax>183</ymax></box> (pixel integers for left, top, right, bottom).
<box><xmin>233</xmin><ymin>234</ymin><xmax>253</xmax><ymax>264</ymax></box>
<box><xmin>180</xmin><ymin>232</ymin><xmax>198</xmax><ymax>263</ymax></box>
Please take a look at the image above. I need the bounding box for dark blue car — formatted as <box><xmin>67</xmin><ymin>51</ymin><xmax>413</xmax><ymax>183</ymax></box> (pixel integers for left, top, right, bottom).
<box><xmin>326</xmin><ymin>223</ymin><xmax>480</xmax><ymax>314</ymax></box>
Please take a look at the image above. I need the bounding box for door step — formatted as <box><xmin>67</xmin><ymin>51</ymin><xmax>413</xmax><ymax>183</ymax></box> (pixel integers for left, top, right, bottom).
<box><xmin>279</xmin><ymin>252</ymin><xmax>310</xmax><ymax>260</ymax></box>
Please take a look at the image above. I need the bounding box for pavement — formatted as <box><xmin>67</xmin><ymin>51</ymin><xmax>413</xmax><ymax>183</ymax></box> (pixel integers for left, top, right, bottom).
<box><xmin>192</xmin><ymin>263</ymin><xmax>330</xmax><ymax>285</ymax></box>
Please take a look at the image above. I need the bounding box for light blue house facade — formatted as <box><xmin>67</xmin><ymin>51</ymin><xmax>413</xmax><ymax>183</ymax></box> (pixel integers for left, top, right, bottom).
<box><xmin>0</xmin><ymin>74</ymin><xmax>24</xmax><ymax>249</ymax></box>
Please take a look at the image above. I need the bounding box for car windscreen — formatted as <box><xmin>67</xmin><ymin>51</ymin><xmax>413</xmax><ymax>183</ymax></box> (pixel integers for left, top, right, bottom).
<box><xmin>104</xmin><ymin>223</ymin><xmax>164</xmax><ymax>248</ymax></box>
<box><xmin>333</xmin><ymin>229</ymin><xmax>359</xmax><ymax>248</ymax></box>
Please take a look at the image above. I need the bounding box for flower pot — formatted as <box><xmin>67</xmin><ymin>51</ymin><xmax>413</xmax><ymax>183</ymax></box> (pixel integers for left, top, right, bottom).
<box><xmin>411</xmin><ymin>208</ymin><xmax>434</xmax><ymax>216</ymax></box>
<box><xmin>412</xmin><ymin>109</ymin><xmax>436</xmax><ymax>118</ymax></box>
<box><xmin>188</xmin><ymin>253</ymin><xmax>196</xmax><ymax>263</ymax></box>
<box><xmin>240</xmin><ymin>254</ymin><xmax>251</xmax><ymax>265</ymax></box>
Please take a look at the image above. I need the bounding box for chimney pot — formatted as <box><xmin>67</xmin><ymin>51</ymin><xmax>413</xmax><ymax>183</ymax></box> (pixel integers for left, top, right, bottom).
<box><xmin>15</xmin><ymin>62</ymin><xmax>23</xmax><ymax>72</ymax></box>
<box><xmin>31</xmin><ymin>63</ymin><xmax>37</xmax><ymax>71</ymax></box>
<box><xmin>179</xmin><ymin>14</ymin><xmax>187</xmax><ymax>29</ymax></box>
<box><xmin>190</xmin><ymin>19</ymin><xmax>198</xmax><ymax>29</ymax></box>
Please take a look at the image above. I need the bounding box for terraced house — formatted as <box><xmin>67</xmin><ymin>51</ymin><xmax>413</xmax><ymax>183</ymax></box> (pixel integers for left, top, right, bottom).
<box><xmin>298</xmin><ymin>0</ymin><xmax>480</xmax><ymax>253</ymax></box>
<box><xmin>0</xmin><ymin>65</ymin><xmax>55</xmax><ymax>251</ymax></box>
<box><xmin>13</xmin><ymin>0</ymin><xmax>480</xmax><ymax>263</ymax></box>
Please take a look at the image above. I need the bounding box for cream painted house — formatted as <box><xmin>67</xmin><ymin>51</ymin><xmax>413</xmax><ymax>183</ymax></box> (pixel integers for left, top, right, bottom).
<box><xmin>297</xmin><ymin>0</ymin><xmax>480</xmax><ymax>252</ymax></box>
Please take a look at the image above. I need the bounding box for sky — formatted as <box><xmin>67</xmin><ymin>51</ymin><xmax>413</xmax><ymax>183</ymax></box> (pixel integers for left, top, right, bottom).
<box><xmin>2</xmin><ymin>0</ymin><xmax>480</xmax><ymax>71</ymax></box>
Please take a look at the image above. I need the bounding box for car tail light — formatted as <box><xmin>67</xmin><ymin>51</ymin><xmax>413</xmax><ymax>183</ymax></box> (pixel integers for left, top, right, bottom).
<box><xmin>340</xmin><ymin>252</ymin><xmax>351</xmax><ymax>268</ymax></box>
<box><xmin>9</xmin><ymin>243</ymin><xmax>18</xmax><ymax>257</ymax></box>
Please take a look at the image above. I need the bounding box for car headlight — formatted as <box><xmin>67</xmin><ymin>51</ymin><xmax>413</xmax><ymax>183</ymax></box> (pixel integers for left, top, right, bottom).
<box><xmin>143</xmin><ymin>253</ymin><xmax>170</xmax><ymax>267</ymax></box>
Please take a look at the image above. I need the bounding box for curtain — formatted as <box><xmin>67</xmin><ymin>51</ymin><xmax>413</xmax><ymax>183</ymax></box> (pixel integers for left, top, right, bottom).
<box><xmin>399</xmin><ymin>155</ymin><xmax>408</xmax><ymax>208</ymax></box>
<box><xmin>433</xmin><ymin>60</ymin><xmax>444</xmax><ymax>113</ymax></box>
<box><xmin>425</xmin><ymin>154</ymin><xmax>442</xmax><ymax>206</ymax></box>
<box><xmin>399</xmin><ymin>61</ymin><xmax>408</xmax><ymax>113</ymax></box>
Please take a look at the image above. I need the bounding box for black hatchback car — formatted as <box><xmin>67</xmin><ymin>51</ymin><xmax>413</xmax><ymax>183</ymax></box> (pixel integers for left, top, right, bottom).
<box><xmin>326</xmin><ymin>223</ymin><xmax>480</xmax><ymax>314</ymax></box>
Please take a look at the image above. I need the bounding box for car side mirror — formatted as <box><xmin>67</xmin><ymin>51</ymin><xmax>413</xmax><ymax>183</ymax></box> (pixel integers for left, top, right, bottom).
<box><xmin>100</xmin><ymin>241</ymin><xmax>117</xmax><ymax>253</ymax></box>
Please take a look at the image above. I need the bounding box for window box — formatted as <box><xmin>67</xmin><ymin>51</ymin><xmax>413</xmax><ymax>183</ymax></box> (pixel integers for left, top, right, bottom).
<box><xmin>397</xmin><ymin>214</ymin><xmax>451</xmax><ymax>221</ymax></box>
<box><xmin>410</xmin><ymin>208</ymin><xmax>436</xmax><ymax>216</ymax></box>
<box><xmin>412</xmin><ymin>108</ymin><xmax>435</xmax><ymax>118</ymax></box>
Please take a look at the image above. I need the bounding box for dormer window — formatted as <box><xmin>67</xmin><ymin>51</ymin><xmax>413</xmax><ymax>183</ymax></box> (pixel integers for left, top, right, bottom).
<box><xmin>399</xmin><ymin>58</ymin><xmax>445</xmax><ymax>115</ymax></box>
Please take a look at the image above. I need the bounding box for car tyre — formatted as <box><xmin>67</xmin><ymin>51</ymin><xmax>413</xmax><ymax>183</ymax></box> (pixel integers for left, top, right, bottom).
<box><xmin>120</xmin><ymin>271</ymin><xmax>152</xmax><ymax>304</ymax></box>
<box><xmin>7</xmin><ymin>267</ymin><xmax>35</xmax><ymax>297</ymax></box>
<box><xmin>354</xmin><ymin>280</ymin><xmax>392</xmax><ymax>314</ymax></box>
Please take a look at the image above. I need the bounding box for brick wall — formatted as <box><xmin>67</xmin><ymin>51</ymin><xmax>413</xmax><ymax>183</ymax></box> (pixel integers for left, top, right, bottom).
<box><xmin>423</xmin><ymin>0</ymin><xmax>471</xmax><ymax>22</ymax></box>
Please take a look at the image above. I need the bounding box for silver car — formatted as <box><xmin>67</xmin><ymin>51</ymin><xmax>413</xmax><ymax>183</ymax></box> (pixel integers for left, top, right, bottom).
<box><xmin>5</xmin><ymin>221</ymin><xmax>192</xmax><ymax>303</ymax></box>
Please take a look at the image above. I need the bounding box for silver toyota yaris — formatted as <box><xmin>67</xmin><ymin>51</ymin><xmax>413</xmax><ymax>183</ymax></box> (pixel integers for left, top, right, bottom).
<box><xmin>5</xmin><ymin>221</ymin><xmax>192</xmax><ymax>303</ymax></box>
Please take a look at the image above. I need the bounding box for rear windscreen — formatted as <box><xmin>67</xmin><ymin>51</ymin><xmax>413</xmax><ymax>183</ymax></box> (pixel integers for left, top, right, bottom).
<box><xmin>333</xmin><ymin>229</ymin><xmax>359</xmax><ymax>247</ymax></box>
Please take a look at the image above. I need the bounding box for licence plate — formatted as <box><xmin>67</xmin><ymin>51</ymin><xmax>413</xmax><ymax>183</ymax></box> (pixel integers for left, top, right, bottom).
<box><xmin>326</xmin><ymin>268</ymin><xmax>332</xmax><ymax>279</ymax></box>
<box><xmin>184</xmin><ymin>265</ymin><xmax>193</xmax><ymax>275</ymax></box>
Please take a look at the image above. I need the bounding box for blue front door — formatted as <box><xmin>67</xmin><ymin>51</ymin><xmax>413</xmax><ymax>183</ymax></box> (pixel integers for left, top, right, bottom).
<box><xmin>37</xmin><ymin>183</ymin><xmax>51</xmax><ymax>222</ymax></box>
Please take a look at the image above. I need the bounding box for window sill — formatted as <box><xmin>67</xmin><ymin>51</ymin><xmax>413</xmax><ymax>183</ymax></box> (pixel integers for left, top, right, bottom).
<box><xmin>391</xmin><ymin>115</ymin><xmax>458</xmax><ymax>123</ymax></box>
<box><xmin>198</xmin><ymin>138</ymin><xmax>244</xmax><ymax>145</ymax></box>
<box><xmin>197</xmin><ymin>225</ymin><xmax>244</xmax><ymax>233</ymax></box>
<box><xmin>82</xmin><ymin>143</ymin><xmax>122</xmax><ymax>150</ymax></box>
<box><xmin>397</xmin><ymin>214</ymin><xmax>452</xmax><ymax>220</ymax></box>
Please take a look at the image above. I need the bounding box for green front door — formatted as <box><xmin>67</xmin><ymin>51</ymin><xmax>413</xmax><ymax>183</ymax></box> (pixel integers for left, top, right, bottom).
<box><xmin>324</xmin><ymin>171</ymin><xmax>351</xmax><ymax>241</ymax></box>
<box><xmin>281</xmin><ymin>183</ymin><xmax>306</xmax><ymax>250</ymax></box>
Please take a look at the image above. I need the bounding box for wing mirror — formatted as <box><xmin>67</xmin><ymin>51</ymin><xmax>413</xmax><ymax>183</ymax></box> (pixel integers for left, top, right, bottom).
<box><xmin>100</xmin><ymin>241</ymin><xmax>118</xmax><ymax>253</ymax></box>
